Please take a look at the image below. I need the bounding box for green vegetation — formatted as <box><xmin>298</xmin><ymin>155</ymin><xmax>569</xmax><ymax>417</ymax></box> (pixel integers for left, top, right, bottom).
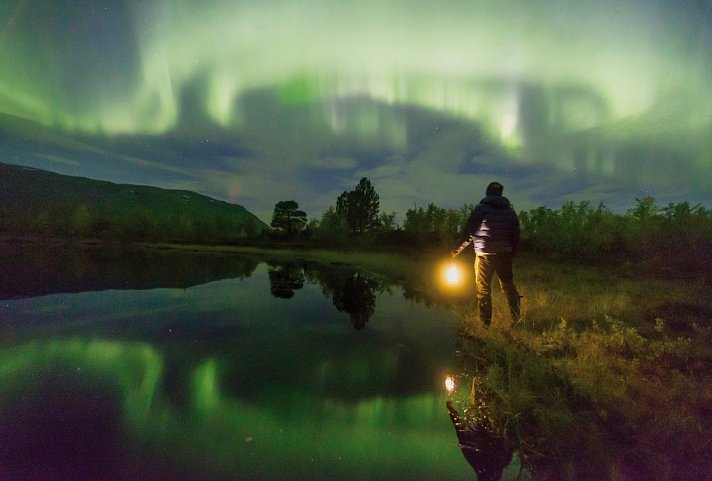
<box><xmin>336</xmin><ymin>177</ymin><xmax>381</xmax><ymax>234</ymax></box>
<box><xmin>0</xmin><ymin>162</ymin><xmax>268</xmax><ymax>243</ymax></box>
<box><xmin>518</xmin><ymin>198</ymin><xmax>712</xmax><ymax>278</ymax></box>
<box><xmin>270</xmin><ymin>200</ymin><xmax>307</xmax><ymax>238</ymax></box>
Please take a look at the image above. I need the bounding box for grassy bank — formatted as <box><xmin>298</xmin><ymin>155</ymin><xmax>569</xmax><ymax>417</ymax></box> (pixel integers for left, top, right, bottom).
<box><xmin>436</xmin><ymin>259</ymin><xmax>712</xmax><ymax>481</ymax></box>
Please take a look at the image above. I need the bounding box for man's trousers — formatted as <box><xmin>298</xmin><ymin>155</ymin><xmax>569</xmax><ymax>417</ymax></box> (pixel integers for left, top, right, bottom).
<box><xmin>474</xmin><ymin>253</ymin><xmax>520</xmax><ymax>325</ymax></box>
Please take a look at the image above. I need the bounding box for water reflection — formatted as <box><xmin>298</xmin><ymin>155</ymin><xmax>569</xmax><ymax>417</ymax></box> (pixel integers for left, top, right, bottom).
<box><xmin>267</xmin><ymin>262</ymin><xmax>305</xmax><ymax>298</ymax></box>
<box><xmin>446</xmin><ymin>401</ymin><xmax>514</xmax><ymax>481</ymax></box>
<box><xmin>2</xmin><ymin>246</ymin><xmax>382</xmax><ymax>333</ymax></box>
<box><xmin>0</xmin><ymin>338</ymin><xmax>464</xmax><ymax>480</ymax></box>
<box><xmin>0</xmin><ymin>243</ymin><xmax>260</xmax><ymax>299</ymax></box>
<box><xmin>267</xmin><ymin>261</ymin><xmax>381</xmax><ymax>330</ymax></box>
<box><xmin>0</xmin><ymin>367</ymin><xmax>127</xmax><ymax>481</ymax></box>
<box><xmin>334</xmin><ymin>273</ymin><xmax>377</xmax><ymax>330</ymax></box>
<box><xmin>0</xmin><ymin>247</ymin><xmax>469</xmax><ymax>480</ymax></box>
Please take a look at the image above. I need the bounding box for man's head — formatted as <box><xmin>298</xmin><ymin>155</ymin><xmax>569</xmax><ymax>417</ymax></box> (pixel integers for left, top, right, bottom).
<box><xmin>486</xmin><ymin>182</ymin><xmax>504</xmax><ymax>196</ymax></box>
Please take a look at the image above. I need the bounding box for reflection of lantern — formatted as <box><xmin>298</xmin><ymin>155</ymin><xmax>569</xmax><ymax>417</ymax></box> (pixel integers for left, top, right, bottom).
<box><xmin>445</xmin><ymin>375</ymin><xmax>455</xmax><ymax>394</ymax></box>
<box><xmin>446</xmin><ymin>264</ymin><xmax>460</xmax><ymax>285</ymax></box>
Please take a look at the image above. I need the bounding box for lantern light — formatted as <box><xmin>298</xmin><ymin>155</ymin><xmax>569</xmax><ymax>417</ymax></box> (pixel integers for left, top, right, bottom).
<box><xmin>446</xmin><ymin>263</ymin><xmax>460</xmax><ymax>285</ymax></box>
<box><xmin>445</xmin><ymin>375</ymin><xmax>455</xmax><ymax>394</ymax></box>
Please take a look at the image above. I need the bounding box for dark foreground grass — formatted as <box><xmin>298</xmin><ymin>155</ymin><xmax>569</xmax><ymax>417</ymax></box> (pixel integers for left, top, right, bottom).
<box><xmin>421</xmin><ymin>253</ymin><xmax>711</xmax><ymax>481</ymax></box>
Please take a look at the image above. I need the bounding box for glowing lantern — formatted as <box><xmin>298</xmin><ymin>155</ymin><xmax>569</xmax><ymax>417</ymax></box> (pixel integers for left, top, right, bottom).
<box><xmin>445</xmin><ymin>375</ymin><xmax>455</xmax><ymax>394</ymax></box>
<box><xmin>446</xmin><ymin>263</ymin><xmax>460</xmax><ymax>285</ymax></box>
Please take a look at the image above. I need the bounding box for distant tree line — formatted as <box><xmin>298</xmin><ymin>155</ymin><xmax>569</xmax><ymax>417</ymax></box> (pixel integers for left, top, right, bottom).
<box><xmin>0</xmin><ymin>203</ymin><xmax>263</xmax><ymax>243</ymax></box>
<box><xmin>270</xmin><ymin>180</ymin><xmax>712</xmax><ymax>276</ymax></box>
<box><xmin>519</xmin><ymin>197</ymin><xmax>712</xmax><ymax>275</ymax></box>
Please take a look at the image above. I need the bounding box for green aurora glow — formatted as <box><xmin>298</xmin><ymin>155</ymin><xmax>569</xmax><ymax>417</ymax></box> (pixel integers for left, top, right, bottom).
<box><xmin>0</xmin><ymin>0</ymin><xmax>710</xmax><ymax>218</ymax></box>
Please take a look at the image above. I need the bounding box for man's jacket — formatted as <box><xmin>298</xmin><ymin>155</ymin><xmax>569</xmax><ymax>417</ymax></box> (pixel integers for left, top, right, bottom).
<box><xmin>459</xmin><ymin>195</ymin><xmax>519</xmax><ymax>255</ymax></box>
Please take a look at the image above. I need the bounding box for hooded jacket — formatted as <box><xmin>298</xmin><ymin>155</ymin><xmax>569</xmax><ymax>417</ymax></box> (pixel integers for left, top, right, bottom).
<box><xmin>459</xmin><ymin>195</ymin><xmax>520</xmax><ymax>255</ymax></box>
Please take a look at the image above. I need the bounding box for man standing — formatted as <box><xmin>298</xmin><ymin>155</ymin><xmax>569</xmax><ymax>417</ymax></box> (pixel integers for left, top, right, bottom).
<box><xmin>452</xmin><ymin>182</ymin><xmax>521</xmax><ymax>326</ymax></box>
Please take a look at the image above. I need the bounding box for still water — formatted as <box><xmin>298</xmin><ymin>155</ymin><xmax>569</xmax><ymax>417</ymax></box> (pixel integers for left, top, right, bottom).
<box><xmin>0</xmin><ymin>246</ymin><xmax>507</xmax><ymax>481</ymax></box>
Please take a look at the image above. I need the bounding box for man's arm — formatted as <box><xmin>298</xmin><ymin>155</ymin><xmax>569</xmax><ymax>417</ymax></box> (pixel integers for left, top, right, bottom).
<box><xmin>452</xmin><ymin>207</ymin><xmax>482</xmax><ymax>257</ymax></box>
<box><xmin>452</xmin><ymin>237</ymin><xmax>473</xmax><ymax>257</ymax></box>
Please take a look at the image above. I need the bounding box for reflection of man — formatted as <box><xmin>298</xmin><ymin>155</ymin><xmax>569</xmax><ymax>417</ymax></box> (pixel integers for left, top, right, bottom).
<box><xmin>446</xmin><ymin>401</ymin><xmax>513</xmax><ymax>481</ymax></box>
<box><xmin>452</xmin><ymin>182</ymin><xmax>521</xmax><ymax>326</ymax></box>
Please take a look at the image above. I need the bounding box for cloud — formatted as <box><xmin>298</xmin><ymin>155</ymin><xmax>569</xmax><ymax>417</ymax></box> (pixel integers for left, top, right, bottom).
<box><xmin>308</xmin><ymin>157</ymin><xmax>358</xmax><ymax>170</ymax></box>
<box><xmin>0</xmin><ymin>0</ymin><xmax>710</xmax><ymax>217</ymax></box>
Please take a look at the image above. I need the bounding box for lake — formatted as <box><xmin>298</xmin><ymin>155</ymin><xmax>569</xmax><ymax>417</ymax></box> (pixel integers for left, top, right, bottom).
<box><xmin>0</xmin><ymin>245</ymin><xmax>515</xmax><ymax>481</ymax></box>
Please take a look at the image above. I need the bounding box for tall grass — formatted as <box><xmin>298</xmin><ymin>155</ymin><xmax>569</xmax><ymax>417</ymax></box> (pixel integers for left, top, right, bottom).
<box><xmin>439</xmin><ymin>254</ymin><xmax>712</xmax><ymax>481</ymax></box>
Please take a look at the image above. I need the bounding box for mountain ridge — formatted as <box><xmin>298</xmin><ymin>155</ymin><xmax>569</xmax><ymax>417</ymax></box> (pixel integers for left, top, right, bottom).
<box><xmin>0</xmin><ymin>161</ymin><xmax>268</xmax><ymax>242</ymax></box>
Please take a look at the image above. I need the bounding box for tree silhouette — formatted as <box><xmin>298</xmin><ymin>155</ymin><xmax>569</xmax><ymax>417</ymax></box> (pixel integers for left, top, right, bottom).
<box><xmin>336</xmin><ymin>177</ymin><xmax>380</xmax><ymax>234</ymax></box>
<box><xmin>271</xmin><ymin>200</ymin><xmax>307</xmax><ymax>237</ymax></box>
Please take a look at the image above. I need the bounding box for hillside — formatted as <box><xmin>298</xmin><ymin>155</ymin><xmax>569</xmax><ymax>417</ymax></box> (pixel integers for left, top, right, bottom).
<box><xmin>0</xmin><ymin>161</ymin><xmax>268</xmax><ymax>242</ymax></box>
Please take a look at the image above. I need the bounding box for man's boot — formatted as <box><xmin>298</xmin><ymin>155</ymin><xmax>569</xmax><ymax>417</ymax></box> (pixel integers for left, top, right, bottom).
<box><xmin>478</xmin><ymin>298</ymin><xmax>492</xmax><ymax>326</ymax></box>
<box><xmin>507</xmin><ymin>292</ymin><xmax>521</xmax><ymax>323</ymax></box>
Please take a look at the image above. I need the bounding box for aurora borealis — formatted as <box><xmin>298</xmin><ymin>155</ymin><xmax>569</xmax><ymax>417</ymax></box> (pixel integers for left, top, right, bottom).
<box><xmin>1</xmin><ymin>0</ymin><xmax>710</xmax><ymax>221</ymax></box>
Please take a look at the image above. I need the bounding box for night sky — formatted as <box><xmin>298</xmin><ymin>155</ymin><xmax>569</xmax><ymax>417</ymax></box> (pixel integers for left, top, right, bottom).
<box><xmin>1</xmin><ymin>0</ymin><xmax>710</xmax><ymax>222</ymax></box>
